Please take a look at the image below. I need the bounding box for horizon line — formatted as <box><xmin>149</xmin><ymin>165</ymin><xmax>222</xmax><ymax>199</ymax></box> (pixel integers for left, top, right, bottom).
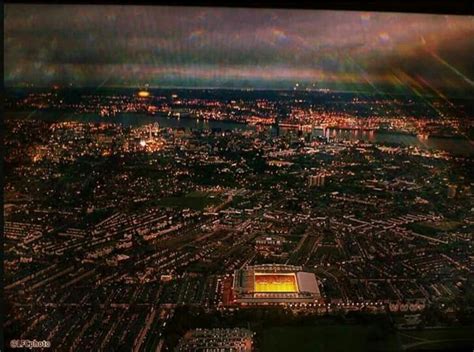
<box><xmin>5</xmin><ymin>85</ymin><xmax>474</xmax><ymax>99</ymax></box>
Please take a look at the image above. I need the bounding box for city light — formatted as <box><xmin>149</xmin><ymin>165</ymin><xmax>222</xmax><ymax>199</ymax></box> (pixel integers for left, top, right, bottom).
<box><xmin>3</xmin><ymin>4</ymin><xmax>473</xmax><ymax>352</ymax></box>
<box><xmin>138</xmin><ymin>90</ymin><xmax>150</xmax><ymax>98</ymax></box>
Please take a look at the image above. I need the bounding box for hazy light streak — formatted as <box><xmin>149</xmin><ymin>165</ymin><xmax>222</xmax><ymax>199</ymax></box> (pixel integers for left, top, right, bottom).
<box><xmin>427</xmin><ymin>50</ymin><xmax>474</xmax><ymax>87</ymax></box>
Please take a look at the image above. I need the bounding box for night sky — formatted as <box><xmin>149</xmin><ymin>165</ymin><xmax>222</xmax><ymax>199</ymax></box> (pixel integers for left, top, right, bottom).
<box><xmin>4</xmin><ymin>5</ymin><xmax>474</xmax><ymax>96</ymax></box>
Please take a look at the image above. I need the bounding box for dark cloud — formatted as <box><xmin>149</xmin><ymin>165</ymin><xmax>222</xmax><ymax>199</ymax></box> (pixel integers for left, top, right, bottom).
<box><xmin>4</xmin><ymin>5</ymin><xmax>474</xmax><ymax>96</ymax></box>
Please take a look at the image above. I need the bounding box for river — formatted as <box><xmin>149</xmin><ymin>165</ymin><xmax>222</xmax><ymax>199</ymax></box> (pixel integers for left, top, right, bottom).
<box><xmin>7</xmin><ymin>111</ymin><xmax>474</xmax><ymax>156</ymax></box>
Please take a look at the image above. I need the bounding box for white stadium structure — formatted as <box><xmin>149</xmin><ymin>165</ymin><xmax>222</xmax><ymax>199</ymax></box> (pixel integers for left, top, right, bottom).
<box><xmin>232</xmin><ymin>264</ymin><xmax>321</xmax><ymax>305</ymax></box>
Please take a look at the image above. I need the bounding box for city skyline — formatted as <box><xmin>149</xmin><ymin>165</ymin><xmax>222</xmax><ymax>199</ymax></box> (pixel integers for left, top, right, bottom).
<box><xmin>4</xmin><ymin>5</ymin><xmax>474</xmax><ymax>97</ymax></box>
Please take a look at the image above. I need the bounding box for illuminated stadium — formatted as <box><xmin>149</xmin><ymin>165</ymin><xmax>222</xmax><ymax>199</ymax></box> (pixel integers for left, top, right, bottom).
<box><xmin>232</xmin><ymin>264</ymin><xmax>320</xmax><ymax>304</ymax></box>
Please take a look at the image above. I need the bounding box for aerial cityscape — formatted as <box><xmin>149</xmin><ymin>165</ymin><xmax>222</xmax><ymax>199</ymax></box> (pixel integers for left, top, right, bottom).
<box><xmin>3</xmin><ymin>5</ymin><xmax>474</xmax><ymax>352</ymax></box>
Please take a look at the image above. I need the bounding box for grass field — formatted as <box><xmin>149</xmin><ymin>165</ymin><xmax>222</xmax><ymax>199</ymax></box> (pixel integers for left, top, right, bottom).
<box><xmin>261</xmin><ymin>326</ymin><xmax>474</xmax><ymax>352</ymax></box>
<box><xmin>407</xmin><ymin>221</ymin><xmax>462</xmax><ymax>236</ymax></box>
<box><xmin>399</xmin><ymin>327</ymin><xmax>474</xmax><ymax>351</ymax></box>
<box><xmin>155</xmin><ymin>191</ymin><xmax>221</xmax><ymax>210</ymax></box>
<box><xmin>313</xmin><ymin>246</ymin><xmax>343</xmax><ymax>262</ymax></box>
<box><xmin>261</xmin><ymin>325</ymin><xmax>399</xmax><ymax>352</ymax></box>
<box><xmin>254</xmin><ymin>274</ymin><xmax>298</xmax><ymax>293</ymax></box>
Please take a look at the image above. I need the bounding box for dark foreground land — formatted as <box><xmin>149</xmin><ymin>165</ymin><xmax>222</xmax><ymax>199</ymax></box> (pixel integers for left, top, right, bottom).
<box><xmin>4</xmin><ymin>88</ymin><xmax>474</xmax><ymax>351</ymax></box>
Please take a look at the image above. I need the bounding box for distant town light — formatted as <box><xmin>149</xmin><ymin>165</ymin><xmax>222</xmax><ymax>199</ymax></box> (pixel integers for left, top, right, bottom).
<box><xmin>138</xmin><ymin>90</ymin><xmax>150</xmax><ymax>98</ymax></box>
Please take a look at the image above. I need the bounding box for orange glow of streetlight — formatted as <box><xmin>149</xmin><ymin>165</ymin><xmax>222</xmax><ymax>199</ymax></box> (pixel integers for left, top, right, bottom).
<box><xmin>138</xmin><ymin>90</ymin><xmax>150</xmax><ymax>98</ymax></box>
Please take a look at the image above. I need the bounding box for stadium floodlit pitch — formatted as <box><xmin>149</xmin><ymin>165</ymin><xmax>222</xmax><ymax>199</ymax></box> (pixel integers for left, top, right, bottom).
<box><xmin>232</xmin><ymin>265</ymin><xmax>320</xmax><ymax>304</ymax></box>
<box><xmin>254</xmin><ymin>273</ymin><xmax>298</xmax><ymax>293</ymax></box>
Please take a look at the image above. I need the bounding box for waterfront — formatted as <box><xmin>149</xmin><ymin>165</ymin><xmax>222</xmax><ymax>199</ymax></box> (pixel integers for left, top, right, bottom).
<box><xmin>8</xmin><ymin>111</ymin><xmax>474</xmax><ymax>156</ymax></box>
